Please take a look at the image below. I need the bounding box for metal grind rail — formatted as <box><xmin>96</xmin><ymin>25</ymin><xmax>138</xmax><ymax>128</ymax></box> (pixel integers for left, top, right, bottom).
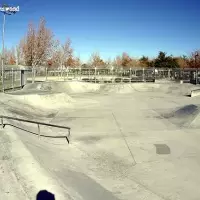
<box><xmin>0</xmin><ymin>115</ymin><xmax>71</xmax><ymax>143</ymax></box>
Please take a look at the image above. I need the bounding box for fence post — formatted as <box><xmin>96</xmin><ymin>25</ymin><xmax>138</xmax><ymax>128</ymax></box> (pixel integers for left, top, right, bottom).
<box><xmin>61</xmin><ymin>66</ymin><xmax>63</xmax><ymax>79</ymax></box>
<box><xmin>196</xmin><ymin>69</ymin><xmax>198</xmax><ymax>85</ymax></box>
<box><xmin>111</xmin><ymin>67</ymin><xmax>114</xmax><ymax>82</ymax></box>
<box><xmin>79</xmin><ymin>67</ymin><xmax>82</xmax><ymax>80</ymax></box>
<box><xmin>57</xmin><ymin>69</ymin><xmax>60</xmax><ymax>80</ymax></box>
<box><xmin>12</xmin><ymin>68</ymin><xmax>14</xmax><ymax>90</ymax></box>
<box><xmin>95</xmin><ymin>67</ymin><xmax>97</xmax><ymax>83</ymax></box>
<box><xmin>32</xmin><ymin>67</ymin><xmax>34</xmax><ymax>83</ymax></box>
<box><xmin>89</xmin><ymin>68</ymin><xmax>90</xmax><ymax>80</ymax></box>
<box><xmin>63</xmin><ymin>68</ymin><xmax>65</xmax><ymax>81</ymax></box>
<box><xmin>143</xmin><ymin>68</ymin><xmax>145</xmax><ymax>82</ymax></box>
<box><xmin>74</xmin><ymin>69</ymin><xmax>76</xmax><ymax>79</ymax></box>
<box><xmin>45</xmin><ymin>67</ymin><xmax>48</xmax><ymax>81</ymax></box>
<box><xmin>121</xmin><ymin>68</ymin><xmax>123</xmax><ymax>83</ymax></box>
<box><xmin>20</xmin><ymin>70</ymin><xmax>25</xmax><ymax>88</ymax></box>
<box><xmin>168</xmin><ymin>69</ymin><xmax>170</xmax><ymax>79</ymax></box>
<box><xmin>67</xmin><ymin>67</ymin><xmax>69</xmax><ymax>80</ymax></box>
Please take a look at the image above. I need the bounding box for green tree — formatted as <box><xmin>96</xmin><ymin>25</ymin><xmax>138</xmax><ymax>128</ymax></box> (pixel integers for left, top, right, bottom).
<box><xmin>154</xmin><ymin>51</ymin><xmax>179</xmax><ymax>68</ymax></box>
<box><xmin>139</xmin><ymin>56</ymin><xmax>150</xmax><ymax>67</ymax></box>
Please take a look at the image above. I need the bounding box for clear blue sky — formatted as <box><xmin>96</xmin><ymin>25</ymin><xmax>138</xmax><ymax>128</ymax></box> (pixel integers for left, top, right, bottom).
<box><xmin>1</xmin><ymin>0</ymin><xmax>200</xmax><ymax>62</ymax></box>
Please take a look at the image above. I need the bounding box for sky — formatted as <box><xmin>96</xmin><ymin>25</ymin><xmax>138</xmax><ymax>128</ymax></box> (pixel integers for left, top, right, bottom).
<box><xmin>0</xmin><ymin>0</ymin><xmax>200</xmax><ymax>62</ymax></box>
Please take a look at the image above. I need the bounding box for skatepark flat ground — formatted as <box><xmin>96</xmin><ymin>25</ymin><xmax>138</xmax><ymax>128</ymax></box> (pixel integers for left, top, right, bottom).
<box><xmin>1</xmin><ymin>81</ymin><xmax>200</xmax><ymax>200</ymax></box>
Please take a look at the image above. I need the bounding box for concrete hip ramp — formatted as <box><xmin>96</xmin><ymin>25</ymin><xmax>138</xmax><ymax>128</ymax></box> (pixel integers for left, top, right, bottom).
<box><xmin>22</xmin><ymin>81</ymin><xmax>164</xmax><ymax>94</ymax></box>
<box><xmin>5</xmin><ymin>93</ymin><xmax>75</xmax><ymax>109</ymax></box>
<box><xmin>191</xmin><ymin>89</ymin><xmax>200</xmax><ymax>97</ymax></box>
<box><xmin>23</xmin><ymin>81</ymin><xmax>102</xmax><ymax>94</ymax></box>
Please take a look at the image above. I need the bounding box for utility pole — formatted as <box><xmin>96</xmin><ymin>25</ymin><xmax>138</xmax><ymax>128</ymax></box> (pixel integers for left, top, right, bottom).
<box><xmin>0</xmin><ymin>4</ymin><xmax>19</xmax><ymax>92</ymax></box>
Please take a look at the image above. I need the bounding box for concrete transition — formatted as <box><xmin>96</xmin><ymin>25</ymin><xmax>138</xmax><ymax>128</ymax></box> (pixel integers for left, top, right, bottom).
<box><xmin>190</xmin><ymin>89</ymin><xmax>200</xmax><ymax>97</ymax></box>
<box><xmin>1</xmin><ymin>81</ymin><xmax>200</xmax><ymax>200</ymax></box>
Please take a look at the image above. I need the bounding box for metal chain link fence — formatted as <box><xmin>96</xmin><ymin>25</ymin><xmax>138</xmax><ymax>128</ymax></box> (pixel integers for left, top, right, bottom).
<box><xmin>1</xmin><ymin>67</ymin><xmax>200</xmax><ymax>92</ymax></box>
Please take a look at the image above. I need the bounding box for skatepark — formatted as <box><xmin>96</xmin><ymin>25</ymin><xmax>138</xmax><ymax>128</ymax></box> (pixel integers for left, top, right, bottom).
<box><xmin>1</xmin><ymin>80</ymin><xmax>200</xmax><ymax>200</ymax></box>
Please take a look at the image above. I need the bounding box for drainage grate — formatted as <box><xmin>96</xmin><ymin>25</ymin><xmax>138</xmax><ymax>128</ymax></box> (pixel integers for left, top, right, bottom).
<box><xmin>154</xmin><ymin>144</ymin><xmax>171</xmax><ymax>155</ymax></box>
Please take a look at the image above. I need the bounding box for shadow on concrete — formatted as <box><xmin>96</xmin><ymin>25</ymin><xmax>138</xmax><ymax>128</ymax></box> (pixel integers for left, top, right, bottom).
<box><xmin>156</xmin><ymin>104</ymin><xmax>200</xmax><ymax>127</ymax></box>
<box><xmin>36</xmin><ymin>190</ymin><xmax>55</xmax><ymax>200</ymax></box>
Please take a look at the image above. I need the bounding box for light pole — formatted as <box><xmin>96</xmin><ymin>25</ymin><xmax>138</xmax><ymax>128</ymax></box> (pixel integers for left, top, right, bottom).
<box><xmin>195</xmin><ymin>52</ymin><xmax>199</xmax><ymax>84</ymax></box>
<box><xmin>1</xmin><ymin>13</ymin><xmax>5</xmax><ymax>92</ymax></box>
<box><xmin>1</xmin><ymin>4</ymin><xmax>18</xmax><ymax>92</ymax></box>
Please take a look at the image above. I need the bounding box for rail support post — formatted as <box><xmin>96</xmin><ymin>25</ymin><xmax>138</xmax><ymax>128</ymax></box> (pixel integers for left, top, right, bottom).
<box><xmin>68</xmin><ymin>129</ymin><xmax>70</xmax><ymax>137</ymax></box>
<box><xmin>1</xmin><ymin>117</ymin><xmax>4</xmax><ymax>128</ymax></box>
<box><xmin>37</xmin><ymin>124</ymin><xmax>40</xmax><ymax>139</ymax></box>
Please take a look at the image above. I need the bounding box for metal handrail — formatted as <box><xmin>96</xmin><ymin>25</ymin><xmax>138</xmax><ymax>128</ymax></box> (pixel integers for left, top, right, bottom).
<box><xmin>0</xmin><ymin>115</ymin><xmax>70</xmax><ymax>143</ymax></box>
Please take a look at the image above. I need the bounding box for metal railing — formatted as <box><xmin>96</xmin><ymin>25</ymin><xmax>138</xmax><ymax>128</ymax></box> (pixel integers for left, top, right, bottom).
<box><xmin>31</xmin><ymin>67</ymin><xmax>200</xmax><ymax>84</ymax></box>
<box><xmin>0</xmin><ymin>115</ymin><xmax>71</xmax><ymax>143</ymax></box>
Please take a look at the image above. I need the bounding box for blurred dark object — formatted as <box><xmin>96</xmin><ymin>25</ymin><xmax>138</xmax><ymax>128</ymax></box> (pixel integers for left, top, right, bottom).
<box><xmin>36</xmin><ymin>190</ymin><xmax>55</xmax><ymax>200</ymax></box>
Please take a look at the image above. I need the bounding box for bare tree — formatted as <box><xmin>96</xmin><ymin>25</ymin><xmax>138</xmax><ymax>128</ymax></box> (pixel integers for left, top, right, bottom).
<box><xmin>104</xmin><ymin>57</ymin><xmax>112</xmax><ymax>69</ymax></box>
<box><xmin>9</xmin><ymin>47</ymin><xmax>16</xmax><ymax>65</ymax></box>
<box><xmin>50</xmin><ymin>39</ymin><xmax>61</xmax><ymax>67</ymax></box>
<box><xmin>65</xmin><ymin>56</ymin><xmax>75</xmax><ymax>67</ymax></box>
<box><xmin>121</xmin><ymin>52</ymin><xmax>132</xmax><ymax>67</ymax></box>
<box><xmin>113</xmin><ymin>55</ymin><xmax>122</xmax><ymax>69</ymax></box>
<box><xmin>57</xmin><ymin>38</ymin><xmax>74</xmax><ymax>77</ymax></box>
<box><xmin>176</xmin><ymin>56</ymin><xmax>188</xmax><ymax>68</ymax></box>
<box><xmin>62</xmin><ymin>38</ymin><xmax>73</xmax><ymax>67</ymax></box>
<box><xmin>129</xmin><ymin>57</ymin><xmax>139</xmax><ymax>68</ymax></box>
<box><xmin>16</xmin><ymin>38</ymin><xmax>26</xmax><ymax>65</ymax></box>
<box><xmin>189</xmin><ymin>51</ymin><xmax>200</xmax><ymax>68</ymax></box>
<box><xmin>23</xmin><ymin>22</ymin><xmax>35</xmax><ymax>66</ymax></box>
<box><xmin>32</xmin><ymin>17</ymin><xmax>54</xmax><ymax>67</ymax></box>
<box><xmin>21</xmin><ymin>18</ymin><xmax>55</xmax><ymax>81</ymax></box>
<box><xmin>90</xmin><ymin>52</ymin><xmax>105</xmax><ymax>68</ymax></box>
<box><xmin>2</xmin><ymin>48</ymin><xmax>15</xmax><ymax>65</ymax></box>
<box><xmin>74</xmin><ymin>56</ymin><xmax>81</xmax><ymax>67</ymax></box>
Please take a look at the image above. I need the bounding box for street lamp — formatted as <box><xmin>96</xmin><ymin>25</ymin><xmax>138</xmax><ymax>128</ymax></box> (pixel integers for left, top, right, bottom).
<box><xmin>0</xmin><ymin>4</ymin><xmax>19</xmax><ymax>92</ymax></box>
<box><xmin>195</xmin><ymin>52</ymin><xmax>199</xmax><ymax>68</ymax></box>
<box><xmin>195</xmin><ymin>52</ymin><xmax>199</xmax><ymax>84</ymax></box>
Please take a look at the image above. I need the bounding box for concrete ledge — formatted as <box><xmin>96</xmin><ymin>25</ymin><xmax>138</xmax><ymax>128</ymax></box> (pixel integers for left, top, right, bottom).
<box><xmin>191</xmin><ymin>89</ymin><xmax>200</xmax><ymax>97</ymax></box>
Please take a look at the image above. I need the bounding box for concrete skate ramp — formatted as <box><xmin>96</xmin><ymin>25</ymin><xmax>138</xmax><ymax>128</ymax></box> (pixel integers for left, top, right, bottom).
<box><xmin>99</xmin><ymin>83</ymin><xmax>136</xmax><ymax>93</ymax></box>
<box><xmin>190</xmin><ymin>112</ymin><xmax>200</xmax><ymax>128</ymax></box>
<box><xmin>22</xmin><ymin>81</ymin><xmax>101</xmax><ymax>94</ymax></box>
<box><xmin>161</xmin><ymin>104</ymin><xmax>200</xmax><ymax>127</ymax></box>
<box><xmin>22</xmin><ymin>81</ymin><xmax>168</xmax><ymax>94</ymax></box>
<box><xmin>98</xmin><ymin>83</ymin><xmax>161</xmax><ymax>93</ymax></box>
<box><xmin>4</xmin><ymin>83</ymin><xmax>200</xmax><ymax>200</ymax></box>
<box><xmin>191</xmin><ymin>89</ymin><xmax>200</xmax><ymax>97</ymax></box>
<box><xmin>20</xmin><ymin>81</ymin><xmax>198</xmax><ymax>96</ymax></box>
<box><xmin>5</xmin><ymin>92</ymin><xmax>75</xmax><ymax>110</ymax></box>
